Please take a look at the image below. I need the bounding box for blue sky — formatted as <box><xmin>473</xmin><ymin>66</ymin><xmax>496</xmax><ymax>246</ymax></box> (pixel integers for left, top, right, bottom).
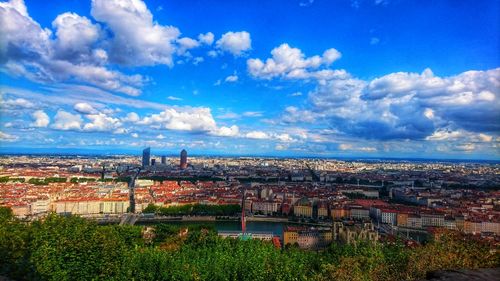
<box><xmin>0</xmin><ymin>0</ymin><xmax>499</xmax><ymax>159</ymax></box>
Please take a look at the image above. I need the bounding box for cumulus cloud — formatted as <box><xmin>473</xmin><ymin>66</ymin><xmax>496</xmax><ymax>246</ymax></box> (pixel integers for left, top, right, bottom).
<box><xmin>177</xmin><ymin>37</ymin><xmax>200</xmax><ymax>55</ymax></box>
<box><xmin>51</xmin><ymin>110</ymin><xmax>83</xmax><ymax>130</ymax></box>
<box><xmin>91</xmin><ymin>0</ymin><xmax>180</xmax><ymax>66</ymax></box>
<box><xmin>83</xmin><ymin>113</ymin><xmax>122</xmax><ymax>132</ymax></box>
<box><xmin>52</xmin><ymin>12</ymin><xmax>102</xmax><ymax>62</ymax></box>
<box><xmin>0</xmin><ymin>0</ymin><xmax>145</xmax><ymax>96</ymax></box>
<box><xmin>123</xmin><ymin>112</ymin><xmax>140</xmax><ymax>123</ymax></box>
<box><xmin>74</xmin><ymin>102</ymin><xmax>98</xmax><ymax>114</ymax></box>
<box><xmin>30</xmin><ymin>110</ymin><xmax>50</xmax><ymax>127</ymax></box>
<box><xmin>247</xmin><ymin>43</ymin><xmax>342</xmax><ymax>80</ymax></box>
<box><xmin>138</xmin><ymin>107</ymin><xmax>239</xmax><ymax>138</ymax></box>
<box><xmin>198</xmin><ymin>32</ymin><xmax>214</xmax><ymax>45</ymax></box>
<box><xmin>216</xmin><ymin>31</ymin><xmax>251</xmax><ymax>56</ymax></box>
<box><xmin>245</xmin><ymin>130</ymin><xmax>269</xmax><ymax>139</ymax></box>
<box><xmin>283</xmin><ymin>67</ymin><xmax>500</xmax><ymax>144</ymax></box>
<box><xmin>211</xmin><ymin>125</ymin><xmax>239</xmax><ymax>137</ymax></box>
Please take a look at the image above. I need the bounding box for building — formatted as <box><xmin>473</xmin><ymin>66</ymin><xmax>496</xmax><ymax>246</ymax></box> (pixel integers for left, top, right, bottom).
<box><xmin>180</xmin><ymin>149</ymin><xmax>188</xmax><ymax>169</ymax></box>
<box><xmin>161</xmin><ymin>156</ymin><xmax>167</xmax><ymax>165</ymax></box>
<box><xmin>333</xmin><ymin>221</ymin><xmax>378</xmax><ymax>244</ymax></box>
<box><xmin>294</xmin><ymin>205</ymin><xmax>313</xmax><ymax>217</ymax></box>
<box><xmin>151</xmin><ymin>159</ymin><xmax>156</xmax><ymax>166</ymax></box>
<box><xmin>350</xmin><ymin>207</ymin><xmax>370</xmax><ymax>220</ymax></box>
<box><xmin>252</xmin><ymin>200</ymin><xmax>279</xmax><ymax>215</ymax></box>
<box><xmin>142</xmin><ymin>147</ymin><xmax>151</xmax><ymax>167</ymax></box>
<box><xmin>283</xmin><ymin>226</ymin><xmax>332</xmax><ymax>249</ymax></box>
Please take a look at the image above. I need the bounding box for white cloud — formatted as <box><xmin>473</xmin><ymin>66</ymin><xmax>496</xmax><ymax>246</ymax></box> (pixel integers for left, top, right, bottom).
<box><xmin>156</xmin><ymin>134</ymin><xmax>165</xmax><ymax>139</ymax></box>
<box><xmin>211</xmin><ymin>125</ymin><xmax>239</xmax><ymax>137</ymax></box>
<box><xmin>91</xmin><ymin>0</ymin><xmax>180</xmax><ymax>66</ymax></box>
<box><xmin>245</xmin><ymin>131</ymin><xmax>270</xmax><ymax>139</ymax></box>
<box><xmin>0</xmin><ymin>131</ymin><xmax>18</xmax><ymax>142</ymax></box>
<box><xmin>322</xmin><ymin>48</ymin><xmax>342</xmax><ymax>65</ymax></box>
<box><xmin>275</xmin><ymin>133</ymin><xmax>294</xmax><ymax>142</ymax></box>
<box><xmin>0</xmin><ymin>0</ymin><xmax>52</xmax><ymax>63</ymax></box>
<box><xmin>478</xmin><ymin>133</ymin><xmax>493</xmax><ymax>142</ymax></box>
<box><xmin>216</xmin><ymin>31</ymin><xmax>251</xmax><ymax>56</ymax></box>
<box><xmin>284</xmin><ymin>67</ymin><xmax>500</xmax><ymax>142</ymax></box>
<box><xmin>52</xmin><ymin>110</ymin><xmax>83</xmax><ymax>130</ymax></box>
<box><xmin>30</xmin><ymin>110</ymin><xmax>50</xmax><ymax>127</ymax></box>
<box><xmin>0</xmin><ymin>0</ymin><xmax>144</xmax><ymax>96</ymax></box>
<box><xmin>122</xmin><ymin>112</ymin><xmax>140</xmax><ymax>123</ymax></box>
<box><xmin>242</xmin><ymin>111</ymin><xmax>262</xmax><ymax>117</ymax></box>
<box><xmin>177</xmin><ymin>37</ymin><xmax>200</xmax><ymax>54</ymax></box>
<box><xmin>83</xmin><ymin>112</ymin><xmax>122</xmax><ymax>132</ymax></box>
<box><xmin>141</xmin><ymin>107</ymin><xmax>209</xmax><ymax>131</ymax></box>
<box><xmin>339</xmin><ymin>144</ymin><xmax>353</xmax><ymax>150</ymax></box>
<box><xmin>289</xmin><ymin>92</ymin><xmax>303</xmax><ymax>97</ymax></box>
<box><xmin>225</xmin><ymin>74</ymin><xmax>238</xmax><ymax>83</ymax></box>
<box><xmin>275</xmin><ymin>144</ymin><xmax>288</xmax><ymax>150</ymax></box>
<box><xmin>1</xmin><ymin>98</ymin><xmax>34</xmax><ymax>109</ymax></box>
<box><xmin>74</xmin><ymin>102</ymin><xmax>98</xmax><ymax>114</ymax></box>
<box><xmin>167</xmin><ymin>96</ymin><xmax>182</xmax><ymax>101</ymax></box>
<box><xmin>454</xmin><ymin>143</ymin><xmax>475</xmax><ymax>152</ymax></box>
<box><xmin>52</xmin><ymin>12</ymin><xmax>101</xmax><ymax>62</ymax></box>
<box><xmin>247</xmin><ymin>43</ymin><xmax>342</xmax><ymax>80</ymax></box>
<box><xmin>131</xmin><ymin>133</ymin><xmax>138</xmax><ymax>138</ymax></box>
<box><xmin>198</xmin><ymin>32</ymin><xmax>214</xmax><ymax>45</ymax></box>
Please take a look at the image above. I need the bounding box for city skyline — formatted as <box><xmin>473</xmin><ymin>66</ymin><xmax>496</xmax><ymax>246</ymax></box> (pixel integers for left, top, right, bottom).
<box><xmin>1</xmin><ymin>0</ymin><xmax>499</xmax><ymax>160</ymax></box>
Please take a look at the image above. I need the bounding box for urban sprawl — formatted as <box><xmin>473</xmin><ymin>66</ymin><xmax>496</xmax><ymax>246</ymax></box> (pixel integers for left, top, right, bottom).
<box><xmin>1</xmin><ymin>148</ymin><xmax>499</xmax><ymax>250</ymax></box>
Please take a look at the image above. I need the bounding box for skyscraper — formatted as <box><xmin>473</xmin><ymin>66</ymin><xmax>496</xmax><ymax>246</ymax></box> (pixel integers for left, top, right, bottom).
<box><xmin>180</xmin><ymin>149</ymin><xmax>187</xmax><ymax>169</ymax></box>
<box><xmin>161</xmin><ymin>156</ymin><xmax>167</xmax><ymax>165</ymax></box>
<box><xmin>142</xmin><ymin>147</ymin><xmax>150</xmax><ymax>167</ymax></box>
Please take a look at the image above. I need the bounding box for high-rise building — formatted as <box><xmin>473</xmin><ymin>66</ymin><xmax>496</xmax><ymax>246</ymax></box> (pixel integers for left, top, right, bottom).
<box><xmin>142</xmin><ymin>147</ymin><xmax>150</xmax><ymax>167</ymax></box>
<box><xmin>161</xmin><ymin>156</ymin><xmax>167</xmax><ymax>165</ymax></box>
<box><xmin>180</xmin><ymin>149</ymin><xmax>187</xmax><ymax>169</ymax></box>
<box><xmin>151</xmin><ymin>159</ymin><xmax>156</xmax><ymax>166</ymax></box>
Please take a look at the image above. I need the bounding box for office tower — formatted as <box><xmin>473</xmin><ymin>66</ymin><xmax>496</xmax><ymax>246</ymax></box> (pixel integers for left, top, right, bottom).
<box><xmin>142</xmin><ymin>147</ymin><xmax>150</xmax><ymax>167</ymax></box>
<box><xmin>180</xmin><ymin>149</ymin><xmax>187</xmax><ymax>169</ymax></box>
<box><xmin>151</xmin><ymin>159</ymin><xmax>156</xmax><ymax>166</ymax></box>
<box><xmin>161</xmin><ymin>156</ymin><xmax>166</xmax><ymax>165</ymax></box>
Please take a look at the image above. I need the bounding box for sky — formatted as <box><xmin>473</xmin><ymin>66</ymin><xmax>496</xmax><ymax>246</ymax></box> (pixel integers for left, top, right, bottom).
<box><xmin>0</xmin><ymin>0</ymin><xmax>499</xmax><ymax>159</ymax></box>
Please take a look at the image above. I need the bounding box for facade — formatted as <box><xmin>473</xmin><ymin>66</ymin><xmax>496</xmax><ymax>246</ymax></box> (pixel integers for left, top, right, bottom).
<box><xmin>142</xmin><ymin>147</ymin><xmax>151</xmax><ymax>167</ymax></box>
<box><xmin>333</xmin><ymin>221</ymin><xmax>378</xmax><ymax>245</ymax></box>
<box><xmin>56</xmin><ymin>199</ymin><xmax>130</xmax><ymax>215</ymax></box>
<box><xmin>283</xmin><ymin>226</ymin><xmax>332</xmax><ymax>249</ymax></box>
<box><xmin>161</xmin><ymin>156</ymin><xmax>167</xmax><ymax>164</ymax></box>
<box><xmin>294</xmin><ymin>205</ymin><xmax>313</xmax><ymax>217</ymax></box>
<box><xmin>252</xmin><ymin>200</ymin><xmax>278</xmax><ymax>215</ymax></box>
<box><xmin>318</xmin><ymin>206</ymin><xmax>329</xmax><ymax>218</ymax></box>
<box><xmin>180</xmin><ymin>149</ymin><xmax>188</xmax><ymax>169</ymax></box>
<box><xmin>421</xmin><ymin>213</ymin><xmax>445</xmax><ymax>227</ymax></box>
<box><xmin>381</xmin><ymin>210</ymin><xmax>397</xmax><ymax>225</ymax></box>
<box><xmin>350</xmin><ymin>207</ymin><xmax>370</xmax><ymax>220</ymax></box>
<box><xmin>407</xmin><ymin>215</ymin><xmax>422</xmax><ymax>229</ymax></box>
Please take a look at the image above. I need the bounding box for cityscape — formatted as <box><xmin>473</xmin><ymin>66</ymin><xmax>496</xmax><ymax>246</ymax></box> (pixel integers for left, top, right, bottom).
<box><xmin>1</xmin><ymin>149</ymin><xmax>499</xmax><ymax>245</ymax></box>
<box><xmin>1</xmin><ymin>0</ymin><xmax>499</xmax><ymax>280</ymax></box>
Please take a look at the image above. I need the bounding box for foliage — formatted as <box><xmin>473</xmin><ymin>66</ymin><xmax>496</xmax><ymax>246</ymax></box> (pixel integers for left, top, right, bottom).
<box><xmin>0</xmin><ymin>206</ymin><xmax>498</xmax><ymax>280</ymax></box>
<box><xmin>144</xmin><ymin>203</ymin><xmax>241</xmax><ymax>216</ymax></box>
<box><xmin>70</xmin><ymin>177</ymin><xmax>97</xmax><ymax>183</ymax></box>
<box><xmin>28</xmin><ymin>177</ymin><xmax>67</xmax><ymax>185</ymax></box>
